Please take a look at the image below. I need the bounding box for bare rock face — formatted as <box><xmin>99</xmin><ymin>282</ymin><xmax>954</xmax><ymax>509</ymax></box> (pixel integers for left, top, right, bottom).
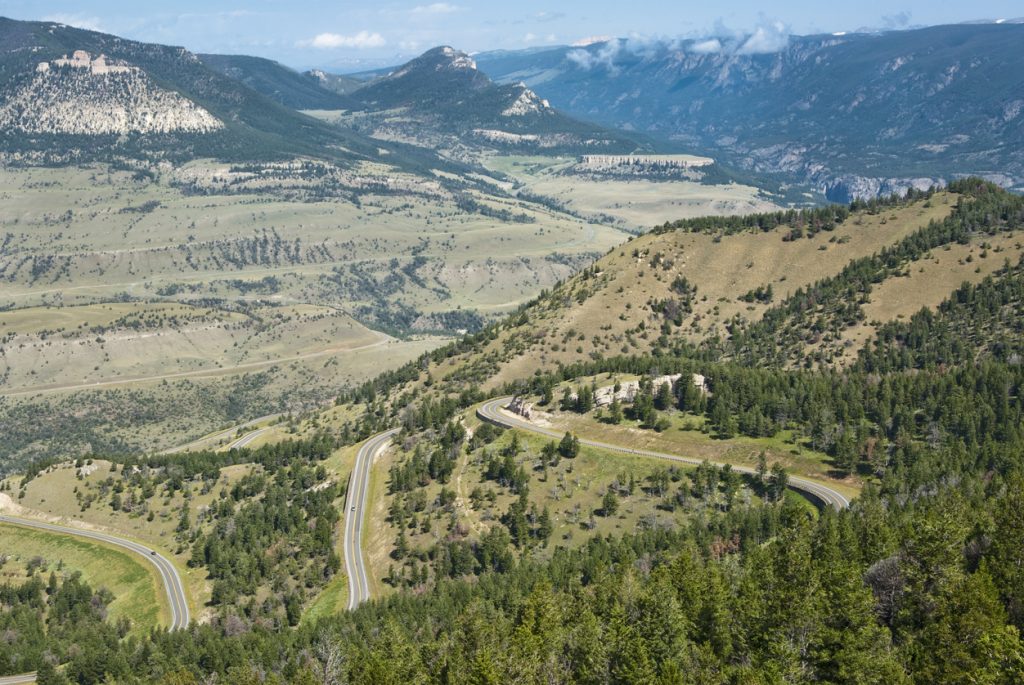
<box><xmin>501</xmin><ymin>86</ymin><xmax>551</xmax><ymax>117</ymax></box>
<box><xmin>0</xmin><ymin>51</ymin><xmax>224</xmax><ymax>135</ymax></box>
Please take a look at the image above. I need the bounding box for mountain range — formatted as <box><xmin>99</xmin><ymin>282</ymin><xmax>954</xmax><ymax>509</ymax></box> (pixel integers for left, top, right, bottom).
<box><xmin>0</xmin><ymin>18</ymin><xmax>641</xmax><ymax>172</ymax></box>
<box><xmin>1</xmin><ymin>17</ymin><xmax>1022</xmax><ymax>199</ymax></box>
<box><xmin>473</xmin><ymin>24</ymin><xmax>1024</xmax><ymax>199</ymax></box>
<box><xmin>201</xmin><ymin>45</ymin><xmax>639</xmax><ymax>157</ymax></box>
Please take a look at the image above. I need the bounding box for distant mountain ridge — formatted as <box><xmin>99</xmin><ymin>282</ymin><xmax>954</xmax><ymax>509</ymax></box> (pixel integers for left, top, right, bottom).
<box><xmin>473</xmin><ymin>24</ymin><xmax>1024</xmax><ymax>199</ymax></box>
<box><xmin>341</xmin><ymin>46</ymin><xmax>639</xmax><ymax>154</ymax></box>
<box><xmin>0</xmin><ymin>17</ymin><xmax>388</xmax><ymax>164</ymax></box>
<box><xmin>199</xmin><ymin>53</ymin><xmax>354</xmax><ymax>110</ymax></box>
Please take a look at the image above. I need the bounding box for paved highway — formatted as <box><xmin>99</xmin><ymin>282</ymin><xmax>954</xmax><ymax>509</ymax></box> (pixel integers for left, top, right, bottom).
<box><xmin>477</xmin><ymin>398</ymin><xmax>850</xmax><ymax>510</ymax></box>
<box><xmin>0</xmin><ymin>515</ymin><xmax>190</xmax><ymax>629</ymax></box>
<box><xmin>163</xmin><ymin>413</ymin><xmax>282</xmax><ymax>454</ymax></box>
<box><xmin>227</xmin><ymin>426</ymin><xmax>272</xmax><ymax>450</ymax></box>
<box><xmin>0</xmin><ymin>674</ymin><xmax>37</xmax><ymax>684</ymax></box>
<box><xmin>343</xmin><ymin>428</ymin><xmax>399</xmax><ymax>609</ymax></box>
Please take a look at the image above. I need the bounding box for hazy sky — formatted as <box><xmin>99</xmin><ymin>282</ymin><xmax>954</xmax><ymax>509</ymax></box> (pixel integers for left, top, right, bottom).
<box><xmin>1</xmin><ymin>1</ymin><xmax>1021</xmax><ymax>70</ymax></box>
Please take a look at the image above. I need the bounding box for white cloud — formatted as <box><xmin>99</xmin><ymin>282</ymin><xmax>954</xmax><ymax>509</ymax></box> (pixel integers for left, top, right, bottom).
<box><xmin>411</xmin><ymin>3</ymin><xmax>460</xmax><ymax>14</ymax></box>
<box><xmin>691</xmin><ymin>38</ymin><xmax>722</xmax><ymax>54</ymax></box>
<box><xmin>302</xmin><ymin>31</ymin><xmax>386</xmax><ymax>49</ymax></box>
<box><xmin>881</xmin><ymin>12</ymin><xmax>912</xmax><ymax>29</ymax></box>
<box><xmin>535</xmin><ymin>11</ymin><xmax>566</xmax><ymax>23</ymax></box>
<box><xmin>568</xmin><ymin>39</ymin><xmax>623</xmax><ymax>72</ymax></box>
<box><xmin>43</xmin><ymin>13</ymin><xmax>103</xmax><ymax>32</ymax></box>
<box><xmin>572</xmin><ymin>35</ymin><xmax>612</xmax><ymax>47</ymax></box>
<box><xmin>736</xmin><ymin>19</ymin><xmax>791</xmax><ymax>54</ymax></box>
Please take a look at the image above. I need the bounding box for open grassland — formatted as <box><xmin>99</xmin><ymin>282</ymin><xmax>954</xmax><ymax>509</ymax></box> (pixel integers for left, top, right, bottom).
<box><xmin>0</xmin><ymin>163</ymin><xmax>623</xmax><ymax>311</ymax></box>
<box><xmin>0</xmin><ymin>333</ymin><xmax>439</xmax><ymax>467</ymax></box>
<box><xmin>0</xmin><ymin>522</ymin><xmax>166</xmax><ymax>633</ymax></box>
<box><xmin>485</xmin><ymin>154</ymin><xmax>780</xmax><ymax>230</ymax></box>
<box><xmin>0</xmin><ymin>301</ymin><xmax>384</xmax><ymax>394</ymax></box>
<box><xmin>0</xmin><ymin>161</ymin><xmax>633</xmax><ymax>466</ymax></box>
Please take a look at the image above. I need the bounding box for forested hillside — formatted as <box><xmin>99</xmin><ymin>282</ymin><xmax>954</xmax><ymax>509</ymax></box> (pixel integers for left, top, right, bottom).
<box><xmin>4</xmin><ymin>181</ymin><xmax>1024</xmax><ymax>683</ymax></box>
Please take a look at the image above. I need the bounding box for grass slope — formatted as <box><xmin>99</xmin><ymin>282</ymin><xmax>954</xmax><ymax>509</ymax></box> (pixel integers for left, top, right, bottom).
<box><xmin>0</xmin><ymin>523</ymin><xmax>166</xmax><ymax>633</ymax></box>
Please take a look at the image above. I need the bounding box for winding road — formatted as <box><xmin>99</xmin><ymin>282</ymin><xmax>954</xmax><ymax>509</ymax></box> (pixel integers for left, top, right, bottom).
<box><xmin>343</xmin><ymin>428</ymin><xmax>399</xmax><ymax>610</ymax></box>
<box><xmin>0</xmin><ymin>515</ymin><xmax>190</xmax><ymax>630</ymax></box>
<box><xmin>227</xmin><ymin>426</ymin><xmax>272</xmax><ymax>450</ymax></box>
<box><xmin>477</xmin><ymin>397</ymin><xmax>851</xmax><ymax>510</ymax></box>
<box><xmin>0</xmin><ymin>392</ymin><xmax>848</xmax><ymax>685</ymax></box>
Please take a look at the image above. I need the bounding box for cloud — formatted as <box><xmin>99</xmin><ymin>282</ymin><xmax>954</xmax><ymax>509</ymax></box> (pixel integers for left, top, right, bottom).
<box><xmin>881</xmin><ymin>12</ymin><xmax>912</xmax><ymax>29</ymax></box>
<box><xmin>535</xmin><ymin>11</ymin><xmax>566</xmax><ymax>23</ymax></box>
<box><xmin>302</xmin><ymin>31</ymin><xmax>386</xmax><ymax>49</ymax></box>
<box><xmin>567</xmin><ymin>39</ymin><xmax>623</xmax><ymax>72</ymax></box>
<box><xmin>411</xmin><ymin>3</ymin><xmax>460</xmax><ymax>14</ymax></box>
<box><xmin>566</xmin><ymin>18</ymin><xmax>791</xmax><ymax>71</ymax></box>
<box><xmin>737</xmin><ymin>19</ymin><xmax>791</xmax><ymax>54</ymax></box>
<box><xmin>526</xmin><ymin>33</ymin><xmax>558</xmax><ymax>44</ymax></box>
<box><xmin>42</xmin><ymin>13</ymin><xmax>103</xmax><ymax>32</ymax></box>
<box><xmin>690</xmin><ymin>38</ymin><xmax>722</xmax><ymax>54</ymax></box>
<box><xmin>571</xmin><ymin>35</ymin><xmax>613</xmax><ymax>47</ymax></box>
<box><xmin>678</xmin><ymin>17</ymin><xmax>791</xmax><ymax>56</ymax></box>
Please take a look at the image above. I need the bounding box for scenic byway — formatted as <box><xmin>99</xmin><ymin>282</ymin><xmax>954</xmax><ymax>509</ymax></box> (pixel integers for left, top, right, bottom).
<box><xmin>343</xmin><ymin>428</ymin><xmax>399</xmax><ymax>609</ymax></box>
<box><xmin>0</xmin><ymin>515</ymin><xmax>190</xmax><ymax>630</ymax></box>
<box><xmin>477</xmin><ymin>397</ymin><xmax>851</xmax><ymax>511</ymax></box>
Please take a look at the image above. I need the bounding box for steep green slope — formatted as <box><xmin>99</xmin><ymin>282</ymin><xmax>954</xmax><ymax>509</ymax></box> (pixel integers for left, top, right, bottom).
<box><xmin>727</xmin><ymin>180</ymin><xmax>1024</xmax><ymax>367</ymax></box>
<box><xmin>858</xmin><ymin>256</ymin><xmax>1024</xmax><ymax>372</ymax></box>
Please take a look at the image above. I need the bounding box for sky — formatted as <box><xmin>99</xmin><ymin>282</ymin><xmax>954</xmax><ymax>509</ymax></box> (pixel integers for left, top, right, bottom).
<box><xmin>1</xmin><ymin>1</ymin><xmax>1022</xmax><ymax>71</ymax></box>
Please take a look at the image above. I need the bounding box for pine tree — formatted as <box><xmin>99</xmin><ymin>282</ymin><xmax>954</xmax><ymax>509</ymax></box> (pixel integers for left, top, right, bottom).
<box><xmin>537</xmin><ymin>506</ymin><xmax>553</xmax><ymax>546</ymax></box>
<box><xmin>602</xmin><ymin>489</ymin><xmax>619</xmax><ymax>517</ymax></box>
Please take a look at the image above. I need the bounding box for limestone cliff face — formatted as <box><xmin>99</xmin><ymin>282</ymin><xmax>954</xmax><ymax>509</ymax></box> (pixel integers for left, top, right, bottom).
<box><xmin>0</xmin><ymin>51</ymin><xmax>224</xmax><ymax>135</ymax></box>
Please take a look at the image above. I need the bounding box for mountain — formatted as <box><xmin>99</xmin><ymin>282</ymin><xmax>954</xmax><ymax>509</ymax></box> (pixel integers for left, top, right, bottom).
<box><xmin>360</xmin><ymin>180</ymin><xmax>1024</xmax><ymax>404</ymax></box>
<box><xmin>475</xmin><ymin>24</ymin><xmax>1024</xmax><ymax>199</ymax></box>
<box><xmin>345</xmin><ymin>46</ymin><xmax>640</xmax><ymax>155</ymax></box>
<box><xmin>199</xmin><ymin>53</ymin><xmax>355</xmax><ymax>110</ymax></box>
<box><xmin>0</xmin><ymin>17</ymin><xmax>387</xmax><ymax>164</ymax></box>
<box><xmin>2</xmin><ymin>51</ymin><xmax>224</xmax><ymax>136</ymax></box>
<box><xmin>306</xmin><ymin>69</ymin><xmax>365</xmax><ymax>95</ymax></box>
